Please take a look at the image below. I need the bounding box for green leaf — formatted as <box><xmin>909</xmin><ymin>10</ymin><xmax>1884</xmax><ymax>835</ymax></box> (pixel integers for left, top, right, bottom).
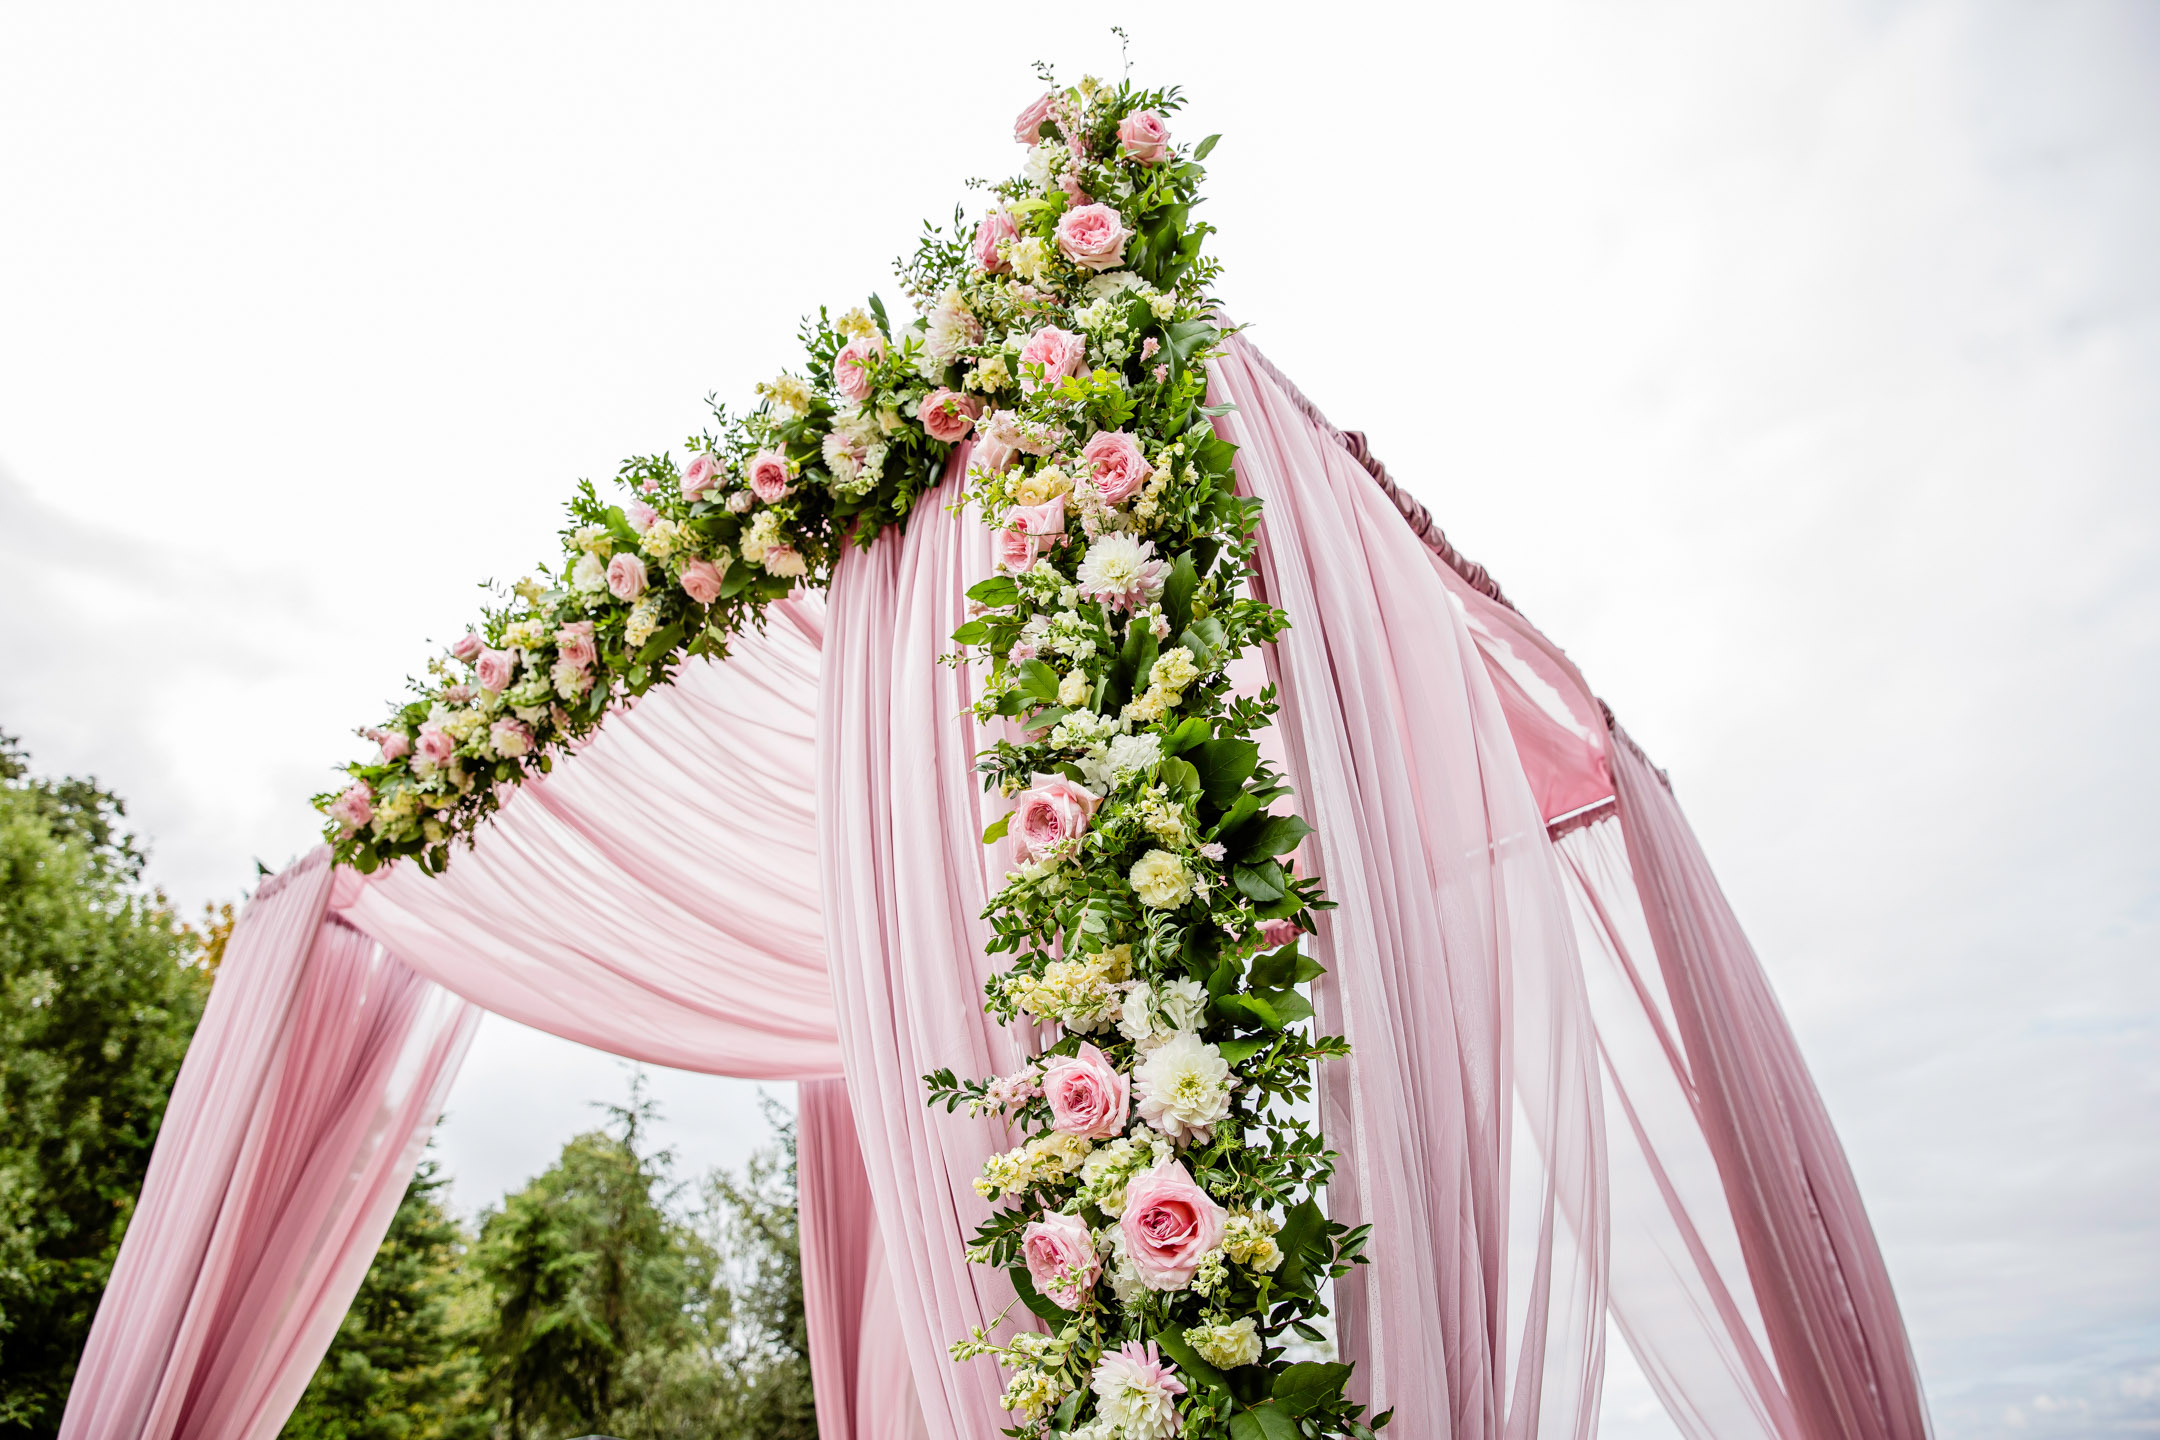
<box><xmin>1272</xmin><ymin>1362</ymin><xmax>1353</xmax><ymax>1417</ymax></box>
<box><xmin>1191</xmin><ymin>738</ymin><xmax>1260</xmax><ymax>809</ymax></box>
<box><xmin>1193</xmin><ymin>132</ymin><xmax>1221</xmax><ymax>161</ymax></box>
<box><xmin>950</xmin><ymin>619</ymin><xmax>989</xmax><ymax>645</ymax></box>
<box><xmin>1274</xmin><ymin>1199</ymin><xmax>1327</xmax><ymax>1287</ymax></box>
<box><xmin>1054</xmin><ymin>1387</ymin><xmax>1084</xmax><ymax>1430</ymax></box>
<box><xmin>1250</xmin><ymin>944</ymin><xmax>1301</xmax><ymax>990</ymax></box>
<box><xmin>718</xmin><ymin>563</ymin><xmax>753</xmax><ymax>599</ymax></box>
<box><xmin>981</xmin><ymin>812</ymin><xmax>1011</xmax><ymax>845</ymax></box>
<box><xmin>1249</xmin><ymin>986</ymin><xmax>1313</xmax><ymax>1026</ymax></box>
<box><xmin>1229</xmin><ymin>1414</ymin><xmax>1266</xmax><ymax>1440</ymax></box>
<box><xmin>1162</xmin><ymin>716</ymin><xmax>1213</xmax><ymax>755</ymax></box>
<box><xmin>1162</xmin><ymin>552</ymin><xmax>1199</xmax><ymax>637</ymax></box>
<box><xmin>867</xmin><ymin>291</ymin><xmax>891</xmax><ymax>338</ymax></box>
<box><xmin>966</xmin><ymin>575</ymin><xmax>1020</xmax><ymax>607</ymax></box>
<box><xmin>1220</xmin><ymin>992</ymin><xmax>1283</xmax><ymax>1031</ymax></box>
<box><xmin>1007</xmin><ymin>1265</ymin><xmax>1069</xmax><ymax>1324</ymax></box>
<box><xmin>1152</xmin><ymin>1325</ymin><xmax>1229</xmax><ymax>1393</ymax></box>
<box><xmin>1008</xmin><ymin>658</ymin><xmax>1061</xmax><ymax>703</ymax></box>
<box><xmin>1216</xmin><ymin>1036</ymin><xmax>1270</xmax><ymax>1064</ymax></box>
<box><xmin>1240</xmin><ymin>814</ymin><xmax>1314</xmax><ymax>862</ymax></box>
<box><xmin>1159</xmin><ymin>755</ymin><xmax>1201</xmax><ymax>802</ymax></box>
<box><xmin>1231</xmin><ymin>859</ymin><xmax>1286</xmax><ymax>903</ymax></box>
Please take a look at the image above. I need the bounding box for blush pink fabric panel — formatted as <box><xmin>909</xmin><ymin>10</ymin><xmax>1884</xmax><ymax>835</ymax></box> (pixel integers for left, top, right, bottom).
<box><xmin>818</xmin><ymin>443</ymin><xmax>1045</xmax><ymax>1439</ymax></box>
<box><xmin>1215</xmin><ymin>340</ymin><xmax>1610</xmax><ymax>1440</ymax></box>
<box><xmin>60</xmin><ymin>850</ymin><xmax>477</xmax><ymax>1440</ymax></box>
<box><xmin>339</xmin><ymin>597</ymin><xmax>841</xmax><ymax>1080</ymax></box>
<box><xmin>1608</xmin><ymin>733</ymin><xmax>1932</xmax><ymax>1440</ymax></box>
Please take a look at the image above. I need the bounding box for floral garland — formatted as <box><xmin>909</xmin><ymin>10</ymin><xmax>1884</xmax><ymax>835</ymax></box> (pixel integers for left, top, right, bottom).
<box><xmin>319</xmin><ymin>66</ymin><xmax>1383</xmax><ymax>1440</ymax></box>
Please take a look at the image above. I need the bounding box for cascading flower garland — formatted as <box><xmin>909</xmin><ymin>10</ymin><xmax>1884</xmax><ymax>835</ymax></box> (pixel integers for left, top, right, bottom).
<box><xmin>319</xmin><ymin>65</ymin><xmax>1383</xmax><ymax>1440</ymax></box>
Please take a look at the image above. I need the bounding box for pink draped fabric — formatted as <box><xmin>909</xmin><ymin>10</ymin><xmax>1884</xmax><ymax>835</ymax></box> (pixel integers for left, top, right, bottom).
<box><xmin>341</xmin><ymin>596</ymin><xmax>839</xmax><ymax>1080</ymax></box>
<box><xmin>1607</xmin><ymin>731</ymin><xmax>1931</xmax><ymax>1440</ymax></box>
<box><xmin>60</xmin><ymin>849</ymin><xmax>477</xmax><ymax>1440</ymax></box>
<box><xmin>1215</xmin><ymin>339</ymin><xmax>1609</xmax><ymax>1439</ymax></box>
<box><xmin>817</xmin><ymin>441</ymin><xmax>1040</xmax><ymax>1439</ymax></box>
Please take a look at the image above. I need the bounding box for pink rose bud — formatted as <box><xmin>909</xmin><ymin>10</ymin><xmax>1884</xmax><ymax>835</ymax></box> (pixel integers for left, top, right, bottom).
<box><xmin>327</xmin><ymin>782</ymin><xmax>373</xmax><ymax>832</ymax></box>
<box><xmin>474</xmin><ymin>647</ymin><xmax>516</xmax><ymax>694</ymax></box>
<box><xmin>627</xmin><ymin>500</ymin><xmax>659</xmax><ymax>531</ymax></box>
<box><xmin>831</xmin><ymin>336</ymin><xmax>883</xmax><ymax>405</ymax></box>
<box><xmin>451</xmin><ymin>631</ymin><xmax>484</xmax><ymax>663</ymax></box>
<box><xmin>1008</xmin><ymin>774</ymin><xmax>1100</xmax><ymax>866</ymax></box>
<box><xmin>1054</xmin><ymin>203</ymin><xmax>1132</xmax><ymax>273</ymax></box>
<box><xmin>556</xmin><ymin>620</ymin><xmax>597</xmax><ymax>670</ymax></box>
<box><xmin>1258</xmin><ymin>917</ymin><xmax>1302</xmax><ymax>950</ymax></box>
<box><xmin>917</xmin><ymin>389</ymin><xmax>981</xmax><ymax>445</ymax></box>
<box><xmin>679</xmin><ymin>558</ymin><xmax>725</xmax><ymax>605</ymax></box>
<box><xmin>1119</xmin><ymin>1159</ymin><xmax>1228</xmax><ymax>1291</ymax></box>
<box><xmin>1118</xmin><ymin>109</ymin><xmax>1172</xmax><ymax>164</ymax></box>
<box><xmin>416</xmin><ymin>723</ymin><xmax>457</xmax><ymax>766</ymax></box>
<box><xmin>973</xmin><ymin>409</ymin><xmax>1023</xmax><ymax>474</ymax></box>
<box><xmin>365</xmin><ymin>727</ymin><xmax>411</xmax><ymax>764</ymax></box>
<box><xmin>1058</xmin><ymin>174</ymin><xmax>1091</xmax><ymax>207</ymax></box>
<box><xmin>1043</xmin><ymin>1042</ymin><xmax>1130</xmax><ymax>1140</ymax></box>
<box><xmin>681</xmin><ymin>452</ymin><xmax>722</xmax><ymax>499</ymax></box>
<box><xmin>973</xmin><ymin>209</ymin><xmax>1018</xmax><ymax>273</ymax></box>
<box><xmin>1021</xmin><ymin>1210</ymin><xmax>1101</xmax><ymax>1310</ymax></box>
<box><xmin>1013</xmin><ymin>91</ymin><xmax>1056</xmax><ymax>145</ymax></box>
<box><xmin>746</xmin><ymin>449</ymin><xmax>793</xmax><ymax>503</ymax></box>
<box><xmin>1016</xmin><ymin>326</ymin><xmax>1087</xmax><ymax>394</ymax></box>
<box><xmin>1081</xmin><ymin>429</ymin><xmax>1152</xmax><ymax>506</ymax></box>
<box><xmin>605</xmin><ymin>554</ymin><xmax>648</xmax><ymax>601</ymax></box>
<box><xmin>727</xmin><ymin>490</ymin><xmax>755</xmax><ymax>514</ymax></box>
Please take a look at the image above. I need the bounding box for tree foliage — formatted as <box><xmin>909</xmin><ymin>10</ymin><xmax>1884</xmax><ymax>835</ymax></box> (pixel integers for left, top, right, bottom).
<box><xmin>0</xmin><ymin>734</ymin><xmax>216</xmax><ymax>1438</ymax></box>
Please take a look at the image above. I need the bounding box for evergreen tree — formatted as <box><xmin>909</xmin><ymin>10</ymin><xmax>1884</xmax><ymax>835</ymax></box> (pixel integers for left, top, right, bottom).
<box><xmin>472</xmin><ymin>1081</ymin><xmax>726</xmax><ymax>1440</ymax></box>
<box><xmin>694</xmin><ymin>1100</ymin><xmax>816</xmax><ymax>1440</ymax></box>
<box><xmin>280</xmin><ymin>1160</ymin><xmax>492</xmax><ymax>1440</ymax></box>
<box><xmin>0</xmin><ymin>734</ymin><xmax>215</xmax><ymax>1438</ymax></box>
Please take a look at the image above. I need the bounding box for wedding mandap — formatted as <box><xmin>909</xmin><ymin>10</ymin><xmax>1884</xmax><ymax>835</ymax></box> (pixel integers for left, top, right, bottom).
<box><xmin>59</xmin><ymin>74</ymin><xmax>1931</xmax><ymax>1440</ymax></box>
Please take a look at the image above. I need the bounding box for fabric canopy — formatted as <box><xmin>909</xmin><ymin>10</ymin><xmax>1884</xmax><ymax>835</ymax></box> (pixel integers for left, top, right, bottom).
<box><xmin>60</xmin><ymin>341</ymin><xmax>1929</xmax><ymax>1440</ymax></box>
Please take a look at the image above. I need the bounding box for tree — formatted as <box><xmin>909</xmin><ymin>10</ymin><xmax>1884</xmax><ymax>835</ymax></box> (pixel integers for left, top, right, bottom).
<box><xmin>472</xmin><ymin>1081</ymin><xmax>727</xmax><ymax>1440</ymax></box>
<box><xmin>693</xmin><ymin>1099</ymin><xmax>816</xmax><ymax>1440</ymax></box>
<box><xmin>280</xmin><ymin>1160</ymin><xmax>492</xmax><ymax>1440</ymax></box>
<box><xmin>0</xmin><ymin>733</ymin><xmax>216</xmax><ymax>1438</ymax></box>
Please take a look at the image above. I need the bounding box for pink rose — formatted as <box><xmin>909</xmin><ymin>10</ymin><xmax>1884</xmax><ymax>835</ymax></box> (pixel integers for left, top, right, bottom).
<box><xmin>475</xmin><ymin>647</ymin><xmax>516</xmax><ymax>693</ymax></box>
<box><xmin>832</xmin><ymin>336</ymin><xmax>883</xmax><ymax>404</ymax></box>
<box><xmin>1054</xmin><ymin>204</ymin><xmax>1131</xmax><ymax>273</ymax></box>
<box><xmin>450</xmin><ymin>631</ymin><xmax>484</xmax><ymax>663</ymax></box>
<box><xmin>994</xmin><ymin>494</ymin><xmax>1068</xmax><ymax>574</ymax></box>
<box><xmin>1257</xmin><ymin>917</ymin><xmax>1301</xmax><ymax>950</ymax></box>
<box><xmin>1043</xmin><ymin>1041</ymin><xmax>1129</xmax><ymax>1140</ymax></box>
<box><xmin>973</xmin><ymin>209</ymin><xmax>1018</xmax><ymax>273</ymax></box>
<box><xmin>746</xmin><ymin>449</ymin><xmax>793</xmax><ymax>503</ymax></box>
<box><xmin>1017</xmin><ymin>326</ymin><xmax>1087</xmax><ymax>394</ymax></box>
<box><xmin>441</xmin><ymin>684</ymin><xmax>474</xmax><ymax>705</ymax></box>
<box><xmin>327</xmin><ymin>782</ymin><xmax>373</xmax><ymax>832</ymax></box>
<box><xmin>1118</xmin><ymin>109</ymin><xmax>1171</xmax><ymax>164</ymax></box>
<box><xmin>415</xmin><ymin>724</ymin><xmax>457</xmax><ymax>767</ymax></box>
<box><xmin>489</xmin><ymin>717</ymin><xmax>533</xmax><ymax>758</ymax></box>
<box><xmin>606</xmin><ymin>554</ymin><xmax>648</xmax><ymax>601</ymax></box>
<box><xmin>918</xmin><ymin>389</ymin><xmax>980</xmax><ymax>444</ymax></box>
<box><xmin>556</xmin><ymin>621</ymin><xmax>597</xmax><ymax>670</ymax></box>
<box><xmin>1058</xmin><ymin>174</ymin><xmax>1091</xmax><ymax>207</ymax></box>
<box><xmin>365</xmin><ymin>727</ymin><xmax>410</xmax><ymax>764</ymax></box>
<box><xmin>627</xmin><ymin>500</ymin><xmax>658</xmax><ymax>531</ymax></box>
<box><xmin>679</xmin><ymin>558</ymin><xmax>725</xmax><ymax>605</ymax></box>
<box><xmin>1081</xmin><ymin>430</ymin><xmax>1152</xmax><ymax>506</ymax></box>
<box><xmin>727</xmin><ymin>490</ymin><xmax>755</xmax><ymax>514</ymax></box>
<box><xmin>974</xmin><ymin>409</ymin><xmax>1023</xmax><ymax>474</ymax></box>
<box><xmin>1021</xmin><ymin>1210</ymin><xmax>1101</xmax><ymax>1310</ymax></box>
<box><xmin>1120</xmin><ymin>1159</ymin><xmax>1228</xmax><ymax>1291</ymax></box>
<box><xmin>1009</xmin><ymin>774</ymin><xmax>1100</xmax><ymax>865</ymax></box>
<box><xmin>1013</xmin><ymin>91</ymin><xmax>1056</xmax><ymax>145</ymax></box>
<box><xmin>681</xmin><ymin>451</ymin><xmax>722</xmax><ymax>500</ymax></box>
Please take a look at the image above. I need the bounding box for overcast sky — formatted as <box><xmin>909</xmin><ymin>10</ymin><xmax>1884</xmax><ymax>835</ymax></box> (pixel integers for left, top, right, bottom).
<box><xmin>2</xmin><ymin>3</ymin><xmax>2153</xmax><ymax>1436</ymax></box>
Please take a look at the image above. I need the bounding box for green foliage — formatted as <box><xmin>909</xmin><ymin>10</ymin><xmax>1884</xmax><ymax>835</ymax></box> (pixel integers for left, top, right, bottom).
<box><xmin>0</xmin><ymin>733</ymin><xmax>214</xmax><ymax>1439</ymax></box>
<box><xmin>281</xmin><ymin>1162</ymin><xmax>493</xmax><ymax>1440</ymax></box>
<box><xmin>279</xmin><ymin>1087</ymin><xmax>815</xmax><ymax>1440</ymax></box>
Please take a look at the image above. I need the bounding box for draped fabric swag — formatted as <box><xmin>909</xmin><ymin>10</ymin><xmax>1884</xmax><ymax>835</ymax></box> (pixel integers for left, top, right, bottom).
<box><xmin>58</xmin><ymin>343</ymin><xmax>1929</xmax><ymax>1440</ymax></box>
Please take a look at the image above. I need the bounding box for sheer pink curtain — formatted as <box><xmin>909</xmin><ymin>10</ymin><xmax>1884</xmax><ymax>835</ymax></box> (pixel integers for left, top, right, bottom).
<box><xmin>1607</xmin><ymin>731</ymin><xmax>1931</xmax><ymax>1440</ymax></box>
<box><xmin>817</xmin><ymin>441</ymin><xmax>1046</xmax><ymax>1439</ymax></box>
<box><xmin>60</xmin><ymin>850</ymin><xmax>477</xmax><ymax>1440</ymax></box>
<box><xmin>1216</xmin><ymin>338</ymin><xmax>1610</xmax><ymax>1440</ymax></box>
